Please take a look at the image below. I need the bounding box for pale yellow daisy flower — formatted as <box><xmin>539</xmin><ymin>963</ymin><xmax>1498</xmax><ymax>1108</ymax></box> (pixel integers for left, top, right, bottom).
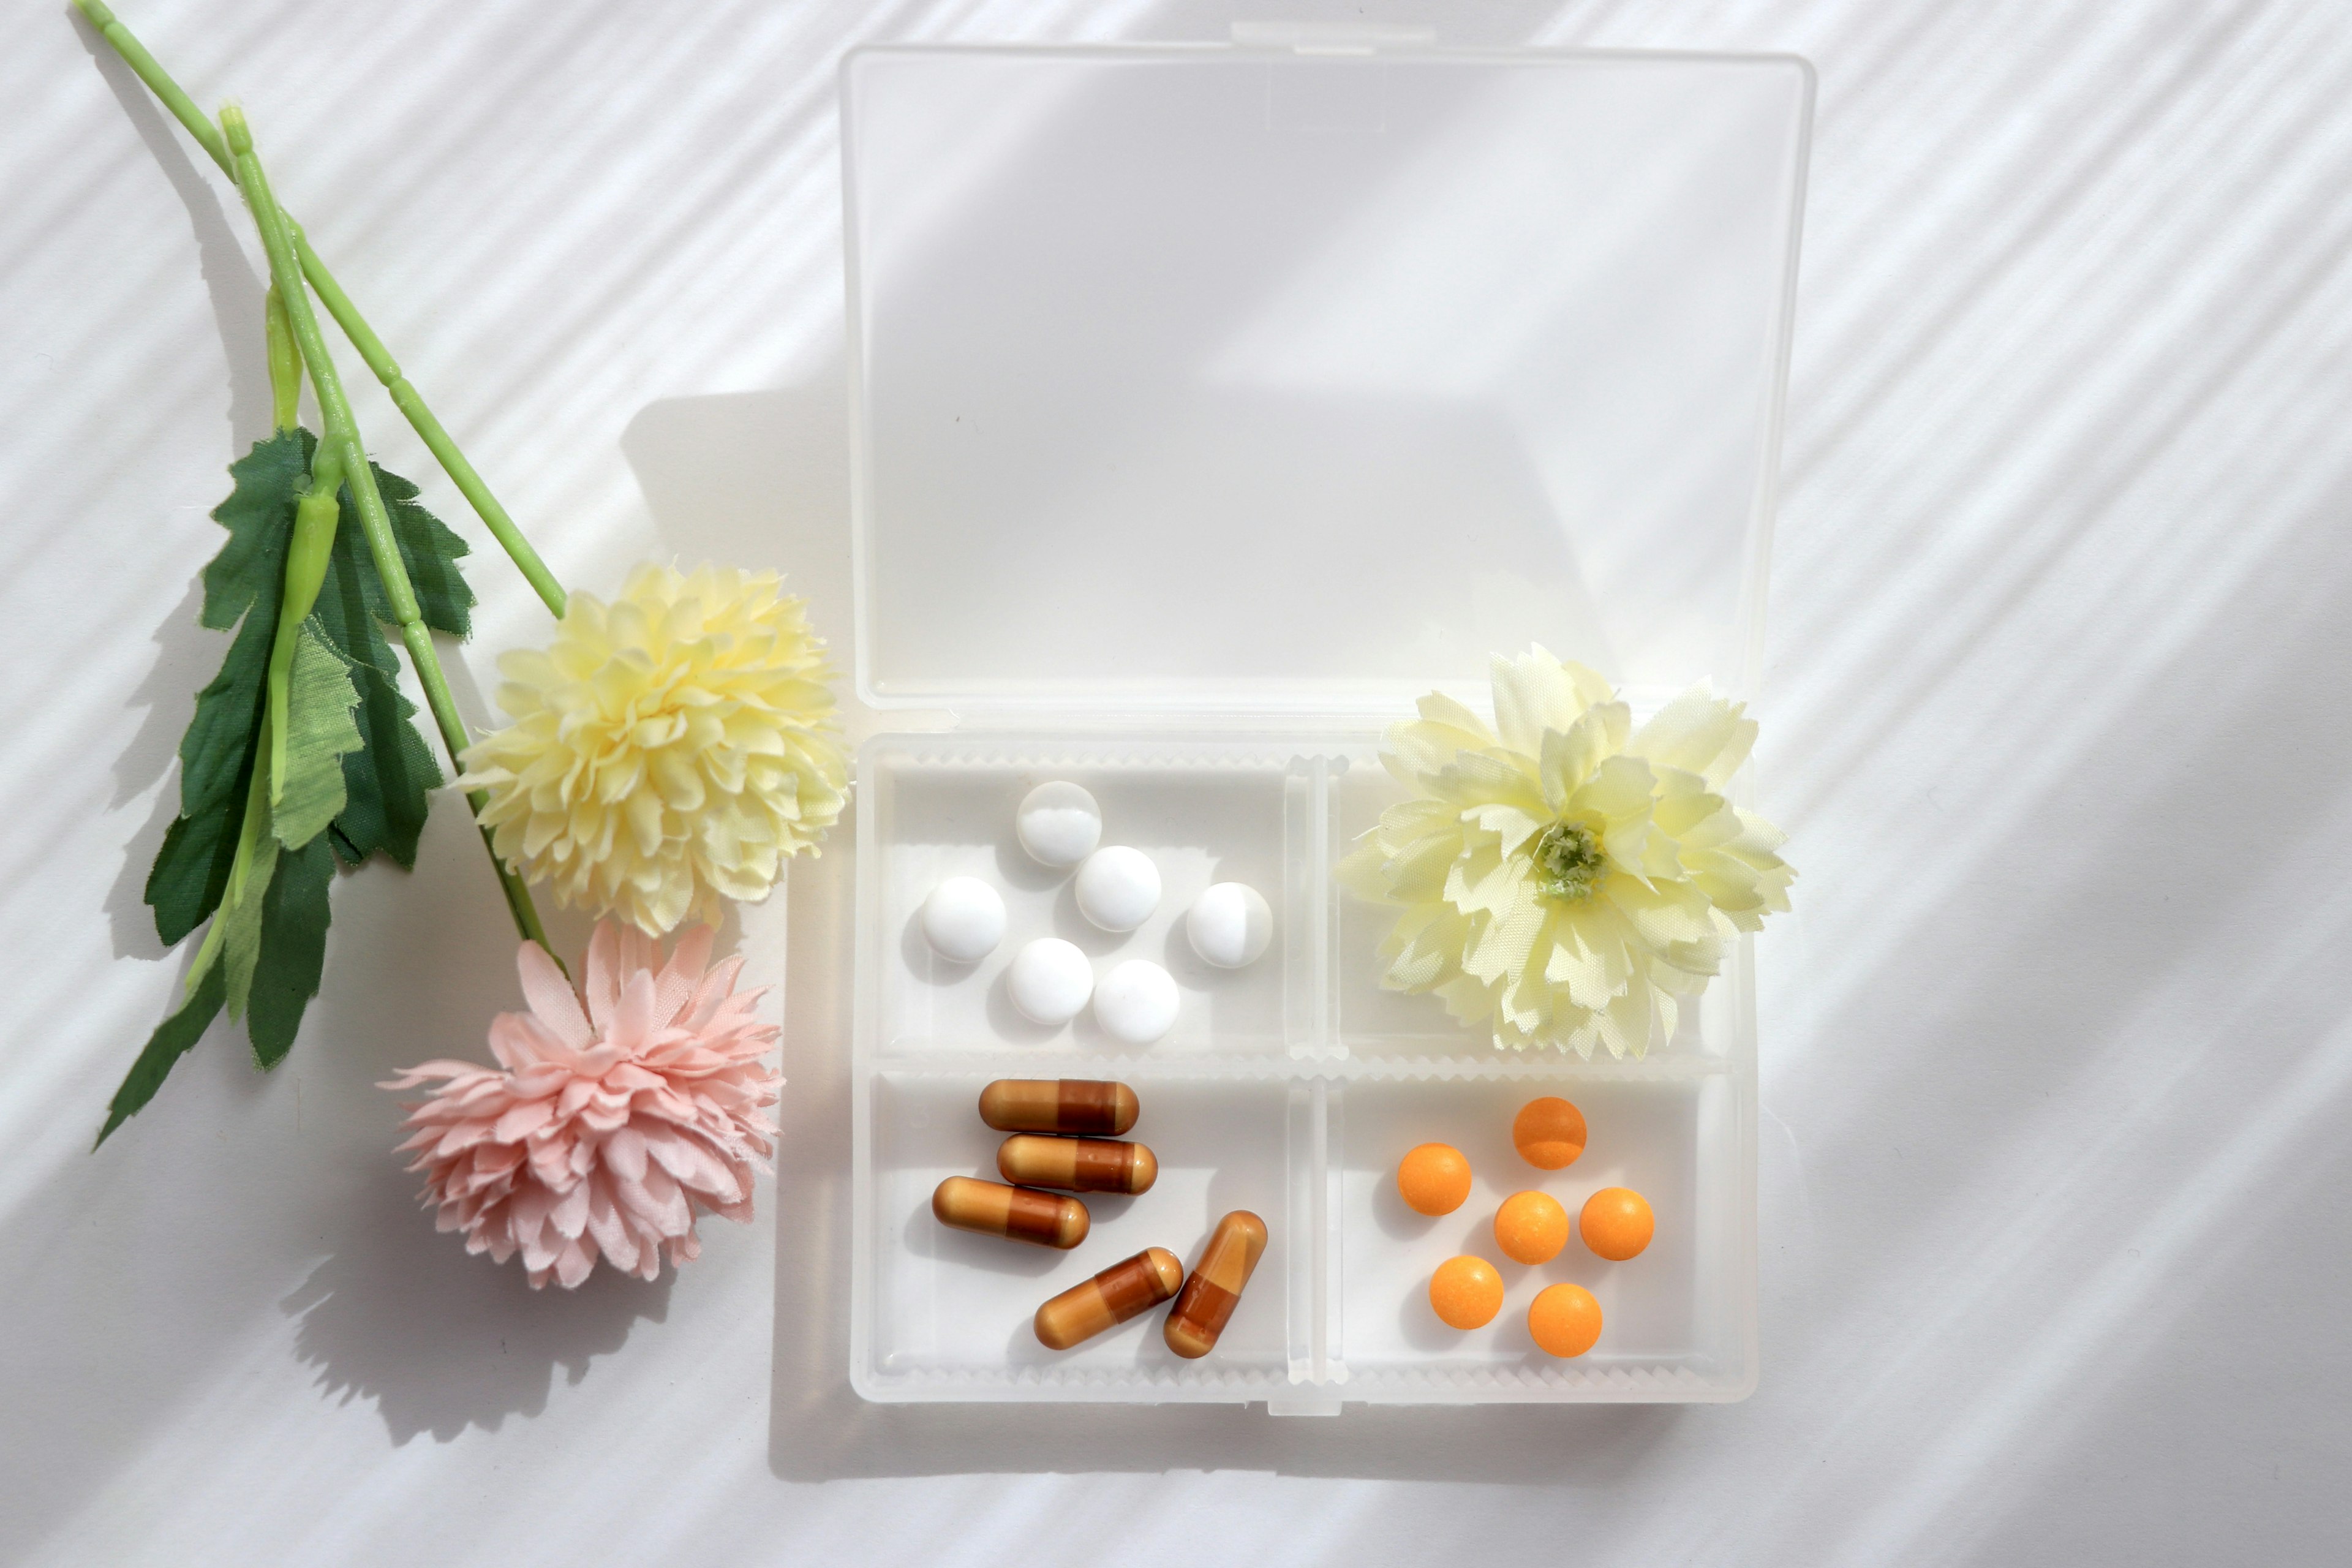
<box><xmin>1338</xmin><ymin>647</ymin><xmax>1793</xmax><ymax>1056</ymax></box>
<box><xmin>456</xmin><ymin>564</ymin><xmax>846</xmax><ymax>936</ymax></box>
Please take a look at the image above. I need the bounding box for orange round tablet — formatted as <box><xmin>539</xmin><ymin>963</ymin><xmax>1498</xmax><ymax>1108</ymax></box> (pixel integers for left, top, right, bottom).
<box><xmin>1580</xmin><ymin>1186</ymin><xmax>1654</xmax><ymax>1261</ymax></box>
<box><xmin>1396</xmin><ymin>1142</ymin><xmax>1473</xmax><ymax>1216</ymax></box>
<box><xmin>1428</xmin><ymin>1255</ymin><xmax>1505</xmax><ymax>1329</ymax></box>
<box><xmin>1492</xmin><ymin>1190</ymin><xmax>1570</xmax><ymax>1265</ymax></box>
<box><xmin>1528</xmin><ymin>1283</ymin><xmax>1603</xmax><ymax>1357</ymax></box>
<box><xmin>1512</xmin><ymin>1096</ymin><xmax>1587</xmax><ymax>1170</ymax></box>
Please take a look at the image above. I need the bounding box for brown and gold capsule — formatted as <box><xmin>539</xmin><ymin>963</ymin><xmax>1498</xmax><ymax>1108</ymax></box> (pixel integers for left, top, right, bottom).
<box><xmin>1164</xmin><ymin>1210</ymin><xmax>1268</xmax><ymax>1359</ymax></box>
<box><xmin>977</xmin><ymin>1078</ymin><xmax>1139</xmax><ymax>1137</ymax></box>
<box><xmin>1033</xmin><ymin>1246</ymin><xmax>1185</xmax><ymax>1350</ymax></box>
<box><xmin>995</xmin><ymin>1133</ymin><xmax>1158</xmax><ymax>1196</ymax></box>
<box><xmin>930</xmin><ymin>1175</ymin><xmax>1089</xmax><ymax>1249</ymax></box>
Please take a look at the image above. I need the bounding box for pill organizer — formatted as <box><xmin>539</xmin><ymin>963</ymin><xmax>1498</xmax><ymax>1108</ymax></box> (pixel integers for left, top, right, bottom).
<box><xmin>843</xmin><ymin>36</ymin><xmax>1812</xmax><ymax>1411</ymax></box>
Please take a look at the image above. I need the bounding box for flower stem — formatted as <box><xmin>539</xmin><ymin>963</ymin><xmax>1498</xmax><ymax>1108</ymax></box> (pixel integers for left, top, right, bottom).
<box><xmin>74</xmin><ymin>0</ymin><xmax>567</xmax><ymax>620</ymax></box>
<box><xmin>265</xmin><ymin>285</ymin><xmax>301</xmax><ymax>432</ymax></box>
<box><xmin>287</xmin><ymin>229</ymin><xmax>568</xmax><ymax>619</ymax></box>
<box><xmin>222</xmin><ymin>104</ymin><xmax>551</xmax><ymax>956</ymax></box>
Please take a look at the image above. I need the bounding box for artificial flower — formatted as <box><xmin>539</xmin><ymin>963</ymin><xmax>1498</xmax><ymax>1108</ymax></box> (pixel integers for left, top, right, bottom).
<box><xmin>456</xmin><ymin>563</ymin><xmax>846</xmax><ymax>935</ymax></box>
<box><xmin>1337</xmin><ymin>647</ymin><xmax>1793</xmax><ymax>1056</ymax></box>
<box><xmin>383</xmin><ymin>919</ymin><xmax>782</xmax><ymax>1288</ymax></box>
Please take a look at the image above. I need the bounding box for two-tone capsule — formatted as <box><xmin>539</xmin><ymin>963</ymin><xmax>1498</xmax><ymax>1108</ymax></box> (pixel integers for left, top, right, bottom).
<box><xmin>978</xmin><ymin>1078</ymin><xmax>1138</xmax><ymax>1137</ymax></box>
<box><xmin>1164</xmin><ymin>1210</ymin><xmax>1267</xmax><ymax>1359</ymax></box>
<box><xmin>932</xmin><ymin>1175</ymin><xmax>1089</xmax><ymax>1249</ymax></box>
<box><xmin>996</xmin><ymin>1134</ymin><xmax>1158</xmax><ymax>1195</ymax></box>
<box><xmin>1033</xmin><ymin>1247</ymin><xmax>1185</xmax><ymax>1350</ymax></box>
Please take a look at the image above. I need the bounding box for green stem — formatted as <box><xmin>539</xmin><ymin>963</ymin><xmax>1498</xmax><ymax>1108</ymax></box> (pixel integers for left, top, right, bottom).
<box><xmin>289</xmin><ymin>225</ymin><xmax>568</xmax><ymax>619</ymax></box>
<box><xmin>266</xmin><ymin>433</ymin><xmax>344</xmax><ymax>801</ymax></box>
<box><xmin>72</xmin><ymin>0</ymin><xmax>225</xmax><ymax>164</ymax></box>
<box><xmin>265</xmin><ymin>285</ymin><xmax>301</xmax><ymax>432</ymax></box>
<box><xmin>74</xmin><ymin>0</ymin><xmax>567</xmax><ymax>620</ymax></box>
<box><xmin>223</xmin><ymin>105</ymin><xmax>551</xmax><ymax>957</ymax></box>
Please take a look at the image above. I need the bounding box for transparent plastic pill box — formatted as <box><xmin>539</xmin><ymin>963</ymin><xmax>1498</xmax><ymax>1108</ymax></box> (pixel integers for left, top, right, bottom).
<box><xmin>842</xmin><ymin>38</ymin><xmax>1812</xmax><ymax>1411</ymax></box>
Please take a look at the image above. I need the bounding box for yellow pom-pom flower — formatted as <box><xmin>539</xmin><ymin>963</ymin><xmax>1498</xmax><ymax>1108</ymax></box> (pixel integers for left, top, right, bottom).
<box><xmin>456</xmin><ymin>564</ymin><xmax>846</xmax><ymax>936</ymax></box>
<box><xmin>1338</xmin><ymin>646</ymin><xmax>1793</xmax><ymax>1057</ymax></box>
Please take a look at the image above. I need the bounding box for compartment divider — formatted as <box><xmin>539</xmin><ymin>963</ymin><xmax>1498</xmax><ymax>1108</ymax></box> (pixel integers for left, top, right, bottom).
<box><xmin>1284</xmin><ymin>1080</ymin><xmax>1316</xmax><ymax>1385</ymax></box>
<box><xmin>1280</xmin><ymin>1074</ymin><xmax>1347</xmax><ymax>1400</ymax></box>
<box><xmin>1281</xmin><ymin>756</ymin><xmax>1343</xmax><ymax>1061</ymax></box>
<box><xmin>866</xmin><ymin>1046</ymin><xmax>1735</xmax><ymax>1083</ymax></box>
<box><xmin>1307</xmin><ymin>754</ymin><xmax>1336</xmax><ymax>1060</ymax></box>
<box><xmin>1321</xmin><ymin>1078</ymin><xmax>1347</xmax><ymax>1387</ymax></box>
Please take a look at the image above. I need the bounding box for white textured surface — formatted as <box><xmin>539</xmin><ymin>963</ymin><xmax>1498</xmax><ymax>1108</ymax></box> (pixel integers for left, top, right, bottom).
<box><xmin>6</xmin><ymin>0</ymin><xmax>2351</xmax><ymax>1563</ymax></box>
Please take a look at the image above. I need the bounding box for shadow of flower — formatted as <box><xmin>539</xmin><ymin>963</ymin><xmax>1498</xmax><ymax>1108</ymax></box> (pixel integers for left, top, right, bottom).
<box><xmin>282</xmin><ymin>1167</ymin><xmax>675</xmax><ymax>1446</ymax></box>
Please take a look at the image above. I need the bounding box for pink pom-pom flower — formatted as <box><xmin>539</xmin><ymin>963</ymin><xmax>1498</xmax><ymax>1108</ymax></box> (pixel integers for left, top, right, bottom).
<box><xmin>383</xmin><ymin>920</ymin><xmax>781</xmax><ymax>1288</ymax></box>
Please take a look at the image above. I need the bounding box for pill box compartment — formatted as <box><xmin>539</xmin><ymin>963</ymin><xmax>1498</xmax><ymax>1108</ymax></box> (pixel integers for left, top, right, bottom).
<box><xmin>852</xmin><ymin>736</ymin><xmax>1755</xmax><ymax>1404</ymax></box>
<box><xmin>861</xmin><ymin>1069</ymin><xmax>1294</xmax><ymax>1393</ymax></box>
<box><xmin>1336</xmin><ymin>1074</ymin><xmax>1751</xmax><ymax>1398</ymax></box>
<box><xmin>865</xmin><ymin>742</ymin><xmax>1299</xmax><ymax>1057</ymax></box>
<box><xmin>840</xmin><ymin>42</ymin><xmax>1808</xmax><ymax>1408</ymax></box>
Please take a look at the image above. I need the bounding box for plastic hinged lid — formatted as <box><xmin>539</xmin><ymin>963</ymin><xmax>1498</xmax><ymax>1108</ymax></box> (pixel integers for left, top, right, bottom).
<box><xmin>842</xmin><ymin>42</ymin><xmax>1811</xmax><ymax>718</ymax></box>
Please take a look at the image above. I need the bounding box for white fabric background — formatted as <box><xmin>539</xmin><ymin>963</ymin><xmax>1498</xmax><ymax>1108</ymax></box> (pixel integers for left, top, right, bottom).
<box><xmin>6</xmin><ymin>0</ymin><xmax>2349</xmax><ymax>1562</ymax></box>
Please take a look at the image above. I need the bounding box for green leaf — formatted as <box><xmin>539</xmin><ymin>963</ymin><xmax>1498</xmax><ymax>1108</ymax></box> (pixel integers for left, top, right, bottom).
<box><xmin>116</xmin><ymin>431</ymin><xmax>473</xmax><ymax>1135</ymax></box>
<box><xmin>96</xmin><ymin>962</ymin><xmax>227</xmax><ymax>1146</ymax></box>
<box><xmin>247</xmin><ymin>831</ymin><xmax>334</xmax><ymax>1068</ymax></box>
<box><xmin>145</xmin><ymin>777</ymin><xmax>246</xmax><ymax>948</ymax></box>
<box><xmin>146</xmin><ymin>431</ymin><xmax>472</xmax><ymax>949</ymax></box>
<box><xmin>304</xmin><ymin>458</ymin><xmax>465</xmax><ymax>867</ymax></box>
<box><xmin>146</xmin><ymin>432</ymin><xmax>304</xmax><ymax>945</ymax></box>
<box><xmin>308</xmin><ymin>498</ymin><xmax>398</xmax><ymax>674</ymax></box>
<box><xmin>168</xmin><ymin>602</ymin><xmax>274</xmax><ymax>846</ymax></box>
<box><xmin>318</xmin><ymin>460</ymin><xmax>473</xmax><ymax>641</ymax></box>
<box><xmin>330</xmin><ymin>658</ymin><xmax>440</xmax><ymax>869</ymax></box>
<box><xmin>272</xmin><ymin>619</ymin><xmax>363</xmax><ymax>850</ymax></box>
<box><xmin>198</xmin><ymin>429</ymin><xmax>308</xmax><ymax>635</ymax></box>
<box><xmin>370</xmin><ymin>461</ymin><xmax>474</xmax><ymax>639</ymax></box>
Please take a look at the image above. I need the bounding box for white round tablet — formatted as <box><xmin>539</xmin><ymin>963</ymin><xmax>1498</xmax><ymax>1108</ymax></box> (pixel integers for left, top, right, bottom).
<box><xmin>919</xmin><ymin>875</ymin><xmax>1005</xmax><ymax>964</ymax></box>
<box><xmin>1016</xmin><ymin>782</ymin><xmax>1102</xmax><ymax>868</ymax></box>
<box><xmin>1006</xmin><ymin>938</ymin><xmax>1094</xmax><ymax>1026</ymax></box>
<box><xmin>1186</xmin><ymin>882</ymin><xmax>1273</xmax><ymax>969</ymax></box>
<box><xmin>1073</xmin><ymin>845</ymin><xmax>1161</xmax><ymax>932</ymax></box>
<box><xmin>1094</xmin><ymin>959</ymin><xmax>1179</xmax><ymax>1046</ymax></box>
